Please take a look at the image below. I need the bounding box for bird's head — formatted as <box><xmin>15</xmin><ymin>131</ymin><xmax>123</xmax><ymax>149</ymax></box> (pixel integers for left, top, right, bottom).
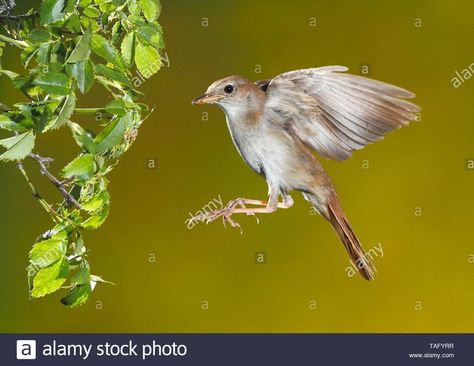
<box><xmin>192</xmin><ymin>76</ymin><xmax>261</xmax><ymax>112</ymax></box>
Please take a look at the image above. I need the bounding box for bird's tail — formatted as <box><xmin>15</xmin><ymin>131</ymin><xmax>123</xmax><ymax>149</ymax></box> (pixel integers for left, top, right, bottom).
<box><xmin>307</xmin><ymin>191</ymin><xmax>376</xmax><ymax>280</ymax></box>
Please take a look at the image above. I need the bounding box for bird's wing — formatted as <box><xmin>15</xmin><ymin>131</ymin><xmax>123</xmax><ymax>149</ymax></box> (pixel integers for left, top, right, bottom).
<box><xmin>262</xmin><ymin>66</ymin><xmax>421</xmax><ymax>161</ymax></box>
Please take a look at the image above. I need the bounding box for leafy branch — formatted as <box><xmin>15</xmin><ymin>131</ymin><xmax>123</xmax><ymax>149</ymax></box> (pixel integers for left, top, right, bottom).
<box><xmin>29</xmin><ymin>153</ymin><xmax>83</xmax><ymax>209</ymax></box>
<box><xmin>0</xmin><ymin>0</ymin><xmax>164</xmax><ymax>307</ymax></box>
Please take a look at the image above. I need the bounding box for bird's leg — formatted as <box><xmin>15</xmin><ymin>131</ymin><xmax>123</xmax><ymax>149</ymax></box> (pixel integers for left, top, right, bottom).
<box><xmin>236</xmin><ymin>193</ymin><xmax>294</xmax><ymax>210</ymax></box>
<box><xmin>192</xmin><ymin>188</ymin><xmax>291</xmax><ymax>232</ymax></box>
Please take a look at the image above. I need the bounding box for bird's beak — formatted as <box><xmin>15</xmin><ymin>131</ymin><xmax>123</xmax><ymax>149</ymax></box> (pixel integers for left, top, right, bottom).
<box><xmin>192</xmin><ymin>93</ymin><xmax>224</xmax><ymax>105</ymax></box>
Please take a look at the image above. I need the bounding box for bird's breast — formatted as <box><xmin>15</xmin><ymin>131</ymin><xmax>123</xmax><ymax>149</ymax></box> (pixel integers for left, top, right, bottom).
<box><xmin>224</xmin><ymin>111</ymin><xmax>323</xmax><ymax>191</ymax></box>
<box><xmin>224</xmin><ymin>114</ymin><xmax>266</xmax><ymax>177</ymax></box>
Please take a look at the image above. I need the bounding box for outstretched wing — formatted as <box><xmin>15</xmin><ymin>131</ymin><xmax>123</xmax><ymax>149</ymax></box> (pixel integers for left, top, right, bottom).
<box><xmin>262</xmin><ymin>66</ymin><xmax>421</xmax><ymax>161</ymax></box>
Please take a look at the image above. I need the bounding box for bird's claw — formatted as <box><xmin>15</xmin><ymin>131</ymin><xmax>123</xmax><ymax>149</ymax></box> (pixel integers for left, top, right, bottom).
<box><xmin>228</xmin><ymin>198</ymin><xmax>259</xmax><ymax>224</ymax></box>
<box><xmin>189</xmin><ymin>198</ymin><xmax>260</xmax><ymax>233</ymax></box>
<box><xmin>221</xmin><ymin>213</ymin><xmax>242</xmax><ymax>234</ymax></box>
<box><xmin>220</xmin><ymin>198</ymin><xmax>245</xmax><ymax>233</ymax></box>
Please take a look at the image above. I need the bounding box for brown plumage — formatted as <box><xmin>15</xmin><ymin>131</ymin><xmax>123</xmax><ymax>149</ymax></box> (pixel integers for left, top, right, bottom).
<box><xmin>192</xmin><ymin>66</ymin><xmax>420</xmax><ymax>280</ymax></box>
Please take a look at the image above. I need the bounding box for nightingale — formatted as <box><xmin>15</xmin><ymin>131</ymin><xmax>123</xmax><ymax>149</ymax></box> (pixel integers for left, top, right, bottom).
<box><xmin>192</xmin><ymin>66</ymin><xmax>420</xmax><ymax>280</ymax></box>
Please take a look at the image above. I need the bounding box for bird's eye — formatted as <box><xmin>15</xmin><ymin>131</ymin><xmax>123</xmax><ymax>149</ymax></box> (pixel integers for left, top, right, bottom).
<box><xmin>224</xmin><ymin>84</ymin><xmax>234</xmax><ymax>94</ymax></box>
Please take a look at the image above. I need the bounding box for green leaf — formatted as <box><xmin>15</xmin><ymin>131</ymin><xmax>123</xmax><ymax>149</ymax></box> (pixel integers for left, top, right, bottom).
<box><xmin>4</xmin><ymin>111</ymin><xmax>35</xmax><ymax>131</ymax></box>
<box><xmin>134</xmin><ymin>42</ymin><xmax>161</xmax><ymax>77</ymax></box>
<box><xmin>72</xmin><ymin>236</ymin><xmax>86</xmax><ymax>256</ymax></box>
<box><xmin>111</xmin><ymin>21</ymin><xmax>123</xmax><ymax>44</ymax></box>
<box><xmin>79</xmin><ymin>0</ymin><xmax>93</xmax><ymax>6</ymax></box>
<box><xmin>31</xmin><ymin>259</ymin><xmax>69</xmax><ymax>298</ymax></box>
<box><xmin>0</xmin><ymin>130</ymin><xmax>35</xmax><ymax>161</ymax></box>
<box><xmin>113</xmin><ymin>0</ymin><xmax>127</xmax><ymax>6</ymax></box>
<box><xmin>127</xmin><ymin>0</ymin><xmax>139</xmax><ymax>13</ymax></box>
<box><xmin>60</xmin><ymin>283</ymin><xmax>91</xmax><ymax>307</ymax></box>
<box><xmin>0</xmin><ymin>69</ymin><xmax>19</xmax><ymax>80</ymax></box>
<box><xmin>61</xmin><ymin>154</ymin><xmax>97</xmax><ymax>180</ymax></box>
<box><xmin>68</xmin><ymin>60</ymin><xmax>95</xmax><ymax>94</ymax></box>
<box><xmin>50</xmin><ymin>221</ymin><xmax>74</xmax><ymax>237</ymax></box>
<box><xmin>96</xmin><ymin>0</ymin><xmax>116</xmax><ymax>12</ymax></box>
<box><xmin>13</xmin><ymin>75</ymin><xmax>42</xmax><ymax>98</ymax></box>
<box><xmin>106</xmin><ymin>99</ymin><xmax>127</xmax><ymax>116</ymax></box>
<box><xmin>28</xmin><ymin>29</ymin><xmax>51</xmax><ymax>43</ymax></box>
<box><xmin>40</xmin><ymin>0</ymin><xmax>66</xmax><ymax>24</ymax></box>
<box><xmin>64</xmin><ymin>12</ymin><xmax>82</xmax><ymax>33</ymax></box>
<box><xmin>68</xmin><ymin>122</ymin><xmax>97</xmax><ymax>153</ymax></box>
<box><xmin>21</xmin><ymin>45</ymin><xmax>40</xmax><ymax>68</ymax></box>
<box><xmin>91</xmin><ymin>34</ymin><xmax>124</xmax><ymax>69</ymax></box>
<box><xmin>36</xmin><ymin>42</ymin><xmax>52</xmax><ymax>65</ymax></box>
<box><xmin>34</xmin><ymin>72</ymin><xmax>71</xmax><ymax>96</ymax></box>
<box><xmin>121</xmin><ymin>32</ymin><xmax>135</xmax><ymax>68</ymax></box>
<box><xmin>82</xmin><ymin>205</ymin><xmax>109</xmax><ymax>229</ymax></box>
<box><xmin>83</xmin><ymin>6</ymin><xmax>101</xmax><ymax>18</ymax></box>
<box><xmin>45</xmin><ymin>90</ymin><xmax>76</xmax><ymax>131</ymax></box>
<box><xmin>81</xmin><ymin>189</ymin><xmax>110</xmax><ymax>212</ymax></box>
<box><xmin>71</xmin><ymin>263</ymin><xmax>91</xmax><ymax>285</ymax></box>
<box><xmin>67</xmin><ymin>28</ymin><xmax>92</xmax><ymax>63</ymax></box>
<box><xmin>50</xmin><ymin>41</ymin><xmax>68</xmax><ymax>65</ymax></box>
<box><xmin>29</xmin><ymin>231</ymin><xmax>67</xmax><ymax>268</ymax></box>
<box><xmin>94</xmin><ymin>113</ymin><xmax>130</xmax><ymax>153</ymax></box>
<box><xmin>10</xmin><ymin>102</ymin><xmax>58</xmax><ymax>133</ymax></box>
<box><xmin>65</xmin><ymin>0</ymin><xmax>77</xmax><ymax>13</ymax></box>
<box><xmin>95</xmin><ymin>64</ymin><xmax>131</xmax><ymax>87</ymax></box>
<box><xmin>136</xmin><ymin>24</ymin><xmax>164</xmax><ymax>49</ymax></box>
<box><xmin>139</xmin><ymin>0</ymin><xmax>161</xmax><ymax>22</ymax></box>
<box><xmin>0</xmin><ymin>115</ymin><xmax>26</xmax><ymax>132</ymax></box>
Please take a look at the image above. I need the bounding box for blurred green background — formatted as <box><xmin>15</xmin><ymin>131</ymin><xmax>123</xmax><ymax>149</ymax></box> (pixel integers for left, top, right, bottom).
<box><xmin>1</xmin><ymin>0</ymin><xmax>473</xmax><ymax>333</ymax></box>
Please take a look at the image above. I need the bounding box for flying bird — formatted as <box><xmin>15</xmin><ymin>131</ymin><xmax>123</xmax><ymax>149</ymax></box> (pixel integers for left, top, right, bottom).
<box><xmin>192</xmin><ymin>66</ymin><xmax>420</xmax><ymax>280</ymax></box>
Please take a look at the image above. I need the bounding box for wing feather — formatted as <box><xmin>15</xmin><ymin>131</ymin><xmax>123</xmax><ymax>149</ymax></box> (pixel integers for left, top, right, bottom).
<box><xmin>263</xmin><ymin>66</ymin><xmax>421</xmax><ymax>161</ymax></box>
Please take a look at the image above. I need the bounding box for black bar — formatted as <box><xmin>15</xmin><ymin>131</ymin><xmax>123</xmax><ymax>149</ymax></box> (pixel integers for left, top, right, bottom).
<box><xmin>2</xmin><ymin>333</ymin><xmax>472</xmax><ymax>365</ymax></box>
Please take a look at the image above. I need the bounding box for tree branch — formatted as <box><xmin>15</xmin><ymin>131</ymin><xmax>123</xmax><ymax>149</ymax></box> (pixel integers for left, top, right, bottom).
<box><xmin>28</xmin><ymin>153</ymin><xmax>82</xmax><ymax>210</ymax></box>
<box><xmin>0</xmin><ymin>6</ymin><xmax>39</xmax><ymax>25</ymax></box>
<box><xmin>17</xmin><ymin>161</ymin><xmax>60</xmax><ymax>223</ymax></box>
<box><xmin>0</xmin><ymin>12</ymin><xmax>38</xmax><ymax>21</ymax></box>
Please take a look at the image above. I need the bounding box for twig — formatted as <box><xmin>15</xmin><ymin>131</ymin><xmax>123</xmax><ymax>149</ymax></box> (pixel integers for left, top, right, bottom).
<box><xmin>16</xmin><ymin>162</ymin><xmax>60</xmax><ymax>223</ymax></box>
<box><xmin>28</xmin><ymin>153</ymin><xmax>82</xmax><ymax>210</ymax></box>
<box><xmin>0</xmin><ymin>13</ymin><xmax>37</xmax><ymax>21</ymax></box>
<box><xmin>0</xmin><ymin>11</ymin><xmax>38</xmax><ymax>47</ymax></box>
<box><xmin>74</xmin><ymin>107</ymin><xmax>108</xmax><ymax>114</ymax></box>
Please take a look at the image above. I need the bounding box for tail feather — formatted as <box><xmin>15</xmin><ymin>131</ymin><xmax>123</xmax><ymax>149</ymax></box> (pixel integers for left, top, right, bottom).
<box><xmin>306</xmin><ymin>191</ymin><xmax>376</xmax><ymax>280</ymax></box>
<box><xmin>327</xmin><ymin>199</ymin><xmax>375</xmax><ymax>280</ymax></box>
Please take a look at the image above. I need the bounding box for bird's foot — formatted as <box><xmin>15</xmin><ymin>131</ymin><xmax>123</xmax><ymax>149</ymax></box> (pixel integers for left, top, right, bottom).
<box><xmin>223</xmin><ymin>198</ymin><xmax>259</xmax><ymax>221</ymax></box>
<box><xmin>220</xmin><ymin>198</ymin><xmax>246</xmax><ymax>233</ymax></box>
<box><xmin>190</xmin><ymin>198</ymin><xmax>259</xmax><ymax>233</ymax></box>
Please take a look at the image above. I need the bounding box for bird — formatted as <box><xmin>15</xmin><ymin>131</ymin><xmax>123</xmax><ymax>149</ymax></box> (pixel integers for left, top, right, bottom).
<box><xmin>192</xmin><ymin>66</ymin><xmax>420</xmax><ymax>280</ymax></box>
